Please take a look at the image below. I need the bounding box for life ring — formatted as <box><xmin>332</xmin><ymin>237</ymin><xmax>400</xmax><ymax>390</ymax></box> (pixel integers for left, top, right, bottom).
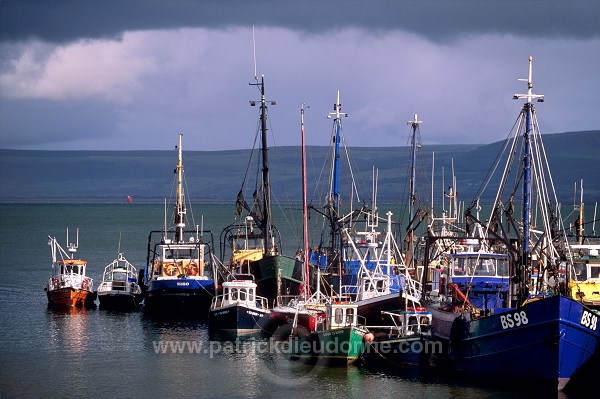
<box><xmin>82</xmin><ymin>278</ymin><xmax>90</xmax><ymax>291</ymax></box>
<box><xmin>186</xmin><ymin>262</ymin><xmax>199</xmax><ymax>276</ymax></box>
<box><xmin>163</xmin><ymin>263</ymin><xmax>178</xmax><ymax>276</ymax></box>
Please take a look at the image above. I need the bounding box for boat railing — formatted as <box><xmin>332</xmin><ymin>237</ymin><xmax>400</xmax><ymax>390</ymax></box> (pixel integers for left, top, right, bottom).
<box><xmin>97</xmin><ymin>281</ymin><xmax>141</xmax><ymax>294</ymax></box>
<box><xmin>275</xmin><ymin>295</ymin><xmax>302</xmax><ymax>308</ymax></box>
<box><xmin>49</xmin><ymin>274</ymin><xmax>93</xmax><ymax>291</ymax></box>
<box><xmin>210</xmin><ymin>293</ymin><xmax>270</xmax><ymax>310</ymax></box>
<box><xmin>338</xmin><ymin>285</ymin><xmax>357</xmax><ymax>300</ymax></box>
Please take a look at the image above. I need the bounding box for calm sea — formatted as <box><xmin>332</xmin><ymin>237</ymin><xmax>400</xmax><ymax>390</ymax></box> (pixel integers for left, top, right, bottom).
<box><xmin>0</xmin><ymin>203</ymin><xmax>584</xmax><ymax>399</ymax></box>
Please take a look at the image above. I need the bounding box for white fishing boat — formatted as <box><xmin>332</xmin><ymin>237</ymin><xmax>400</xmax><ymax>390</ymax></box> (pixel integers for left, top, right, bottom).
<box><xmin>97</xmin><ymin>253</ymin><xmax>143</xmax><ymax>310</ymax></box>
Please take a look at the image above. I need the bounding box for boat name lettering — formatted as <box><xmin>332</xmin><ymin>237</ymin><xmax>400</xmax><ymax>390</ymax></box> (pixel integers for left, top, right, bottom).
<box><xmin>500</xmin><ymin>310</ymin><xmax>529</xmax><ymax>330</ymax></box>
<box><xmin>322</xmin><ymin>330</ymin><xmax>344</xmax><ymax>337</ymax></box>
<box><xmin>580</xmin><ymin>310</ymin><xmax>598</xmax><ymax>331</ymax></box>
<box><xmin>176</xmin><ymin>282</ymin><xmax>190</xmax><ymax>286</ymax></box>
<box><xmin>247</xmin><ymin>311</ymin><xmax>263</xmax><ymax>317</ymax></box>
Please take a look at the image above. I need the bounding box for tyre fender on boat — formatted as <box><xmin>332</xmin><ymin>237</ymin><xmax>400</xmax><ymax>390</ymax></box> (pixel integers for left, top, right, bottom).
<box><xmin>187</xmin><ymin>261</ymin><xmax>199</xmax><ymax>276</ymax></box>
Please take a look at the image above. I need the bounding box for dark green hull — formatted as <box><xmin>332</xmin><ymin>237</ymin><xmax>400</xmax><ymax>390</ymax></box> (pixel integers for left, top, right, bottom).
<box><xmin>248</xmin><ymin>255</ymin><xmax>303</xmax><ymax>305</ymax></box>
<box><xmin>290</xmin><ymin>326</ymin><xmax>367</xmax><ymax>366</ymax></box>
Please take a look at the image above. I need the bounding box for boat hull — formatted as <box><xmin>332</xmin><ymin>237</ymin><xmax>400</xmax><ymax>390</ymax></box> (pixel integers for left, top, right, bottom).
<box><xmin>98</xmin><ymin>291</ymin><xmax>141</xmax><ymax>310</ymax></box>
<box><xmin>144</xmin><ymin>278</ymin><xmax>215</xmax><ymax>316</ymax></box>
<box><xmin>47</xmin><ymin>287</ymin><xmax>95</xmax><ymax>308</ymax></box>
<box><xmin>445</xmin><ymin>295</ymin><xmax>600</xmax><ymax>390</ymax></box>
<box><xmin>290</xmin><ymin>326</ymin><xmax>367</xmax><ymax>366</ymax></box>
<box><xmin>208</xmin><ymin>304</ymin><xmax>271</xmax><ymax>336</ymax></box>
<box><xmin>247</xmin><ymin>255</ymin><xmax>303</xmax><ymax>305</ymax></box>
<box><xmin>269</xmin><ymin>308</ymin><xmax>326</xmax><ymax>337</ymax></box>
<box><xmin>359</xmin><ymin>334</ymin><xmax>433</xmax><ymax>375</ymax></box>
<box><xmin>354</xmin><ymin>292</ymin><xmax>406</xmax><ymax>325</ymax></box>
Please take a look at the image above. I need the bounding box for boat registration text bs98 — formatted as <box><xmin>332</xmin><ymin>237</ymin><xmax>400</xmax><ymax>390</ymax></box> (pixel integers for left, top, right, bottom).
<box><xmin>500</xmin><ymin>310</ymin><xmax>529</xmax><ymax>330</ymax></box>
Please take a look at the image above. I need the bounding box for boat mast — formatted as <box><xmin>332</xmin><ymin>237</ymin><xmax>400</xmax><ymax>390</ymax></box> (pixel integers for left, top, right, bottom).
<box><xmin>174</xmin><ymin>133</ymin><xmax>186</xmax><ymax>244</ymax></box>
<box><xmin>327</xmin><ymin>91</ymin><xmax>348</xmax><ymax>282</ymax></box>
<box><xmin>301</xmin><ymin>103</ymin><xmax>311</xmax><ymax>299</ymax></box>
<box><xmin>408</xmin><ymin>114</ymin><xmax>421</xmax><ymax>223</ymax></box>
<box><xmin>578</xmin><ymin>179</ymin><xmax>584</xmax><ymax>245</ymax></box>
<box><xmin>407</xmin><ymin>114</ymin><xmax>422</xmax><ymax>267</ymax></box>
<box><xmin>328</xmin><ymin>91</ymin><xmax>345</xmax><ymax>216</ymax></box>
<box><xmin>513</xmin><ymin>56</ymin><xmax>544</xmax><ymax>302</ymax></box>
<box><xmin>251</xmin><ymin>76</ymin><xmax>275</xmax><ymax>256</ymax></box>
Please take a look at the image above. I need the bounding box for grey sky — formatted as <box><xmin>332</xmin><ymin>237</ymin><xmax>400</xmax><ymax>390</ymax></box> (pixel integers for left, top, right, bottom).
<box><xmin>1</xmin><ymin>0</ymin><xmax>599</xmax><ymax>150</ymax></box>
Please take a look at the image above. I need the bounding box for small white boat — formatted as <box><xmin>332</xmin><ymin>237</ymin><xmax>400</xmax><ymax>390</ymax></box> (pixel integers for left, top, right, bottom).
<box><xmin>97</xmin><ymin>253</ymin><xmax>142</xmax><ymax>310</ymax></box>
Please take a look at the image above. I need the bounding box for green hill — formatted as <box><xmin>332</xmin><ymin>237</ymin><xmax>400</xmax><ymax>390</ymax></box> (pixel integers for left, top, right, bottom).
<box><xmin>1</xmin><ymin>130</ymin><xmax>598</xmax><ymax>206</ymax></box>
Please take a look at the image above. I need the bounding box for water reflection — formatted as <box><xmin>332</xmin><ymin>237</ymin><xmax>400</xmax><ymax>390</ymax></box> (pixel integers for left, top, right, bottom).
<box><xmin>47</xmin><ymin>306</ymin><xmax>91</xmax><ymax>354</ymax></box>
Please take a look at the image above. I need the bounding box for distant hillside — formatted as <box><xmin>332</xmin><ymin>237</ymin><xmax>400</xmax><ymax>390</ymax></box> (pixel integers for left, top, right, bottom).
<box><xmin>1</xmin><ymin>131</ymin><xmax>598</xmax><ymax>207</ymax></box>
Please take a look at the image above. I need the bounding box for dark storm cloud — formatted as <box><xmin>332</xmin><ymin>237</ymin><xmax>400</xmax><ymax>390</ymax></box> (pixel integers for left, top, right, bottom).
<box><xmin>2</xmin><ymin>0</ymin><xmax>599</xmax><ymax>44</ymax></box>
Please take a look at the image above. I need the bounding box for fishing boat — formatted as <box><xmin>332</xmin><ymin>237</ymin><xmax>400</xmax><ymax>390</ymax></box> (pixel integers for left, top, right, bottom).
<box><xmin>289</xmin><ymin>301</ymin><xmax>369</xmax><ymax>366</ymax></box>
<box><xmin>569</xmin><ymin>244</ymin><xmax>600</xmax><ymax>309</ymax></box>
<box><xmin>97</xmin><ymin>252</ymin><xmax>143</xmax><ymax>310</ymax></box>
<box><xmin>421</xmin><ymin>57</ymin><xmax>600</xmax><ymax>391</ymax></box>
<box><xmin>219</xmin><ymin>75</ymin><xmax>302</xmax><ymax>305</ymax></box>
<box><xmin>45</xmin><ymin>229</ymin><xmax>95</xmax><ymax>308</ymax></box>
<box><xmin>307</xmin><ymin>93</ymin><xmax>421</xmax><ymax>325</ymax></box>
<box><xmin>358</xmin><ymin>307</ymin><xmax>433</xmax><ymax>373</ymax></box>
<box><xmin>143</xmin><ymin>134</ymin><xmax>217</xmax><ymax>316</ymax></box>
<box><xmin>208</xmin><ymin>274</ymin><xmax>271</xmax><ymax>336</ymax></box>
<box><xmin>568</xmin><ymin>180</ymin><xmax>600</xmax><ymax>309</ymax></box>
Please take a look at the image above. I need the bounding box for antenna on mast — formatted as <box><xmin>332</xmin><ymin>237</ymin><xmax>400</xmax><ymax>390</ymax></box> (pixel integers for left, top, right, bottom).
<box><xmin>252</xmin><ymin>25</ymin><xmax>258</xmax><ymax>82</ymax></box>
<box><xmin>513</xmin><ymin>56</ymin><xmax>544</xmax><ymax>103</ymax></box>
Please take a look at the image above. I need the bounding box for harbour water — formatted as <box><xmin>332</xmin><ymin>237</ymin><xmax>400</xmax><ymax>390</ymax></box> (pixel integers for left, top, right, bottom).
<box><xmin>0</xmin><ymin>203</ymin><xmax>588</xmax><ymax>398</ymax></box>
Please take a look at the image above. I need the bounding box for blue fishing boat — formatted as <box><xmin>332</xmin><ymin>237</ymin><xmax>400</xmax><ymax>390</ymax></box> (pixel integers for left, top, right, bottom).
<box><xmin>143</xmin><ymin>134</ymin><xmax>217</xmax><ymax>316</ymax></box>
<box><xmin>423</xmin><ymin>57</ymin><xmax>600</xmax><ymax>391</ymax></box>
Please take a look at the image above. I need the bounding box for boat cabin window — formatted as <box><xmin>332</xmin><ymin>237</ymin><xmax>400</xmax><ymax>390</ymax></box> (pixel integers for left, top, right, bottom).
<box><xmin>333</xmin><ymin>307</ymin><xmax>356</xmax><ymax>326</ymax></box>
<box><xmin>226</xmin><ymin>287</ymin><xmax>251</xmax><ymax>301</ymax></box>
<box><xmin>496</xmin><ymin>258</ymin><xmax>509</xmax><ymax>277</ymax></box>
<box><xmin>591</xmin><ymin>265</ymin><xmax>600</xmax><ymax>279</ymax></box>
<box><xmin>113</xmin><ymin>272</ymin><xmax>127</xmax><ymax>282</ymax></box>
<box><xmin>363</xmin><ymin>278</ymin><xmax>388</xmax><ymax>293</ymax></box>
<box><xmin>453</xmin><ymin>256</ymin><xmax>509</xmax><ymax>277</ymax></box>
<box><xmin>61</xmin><ymin>264</ymin><xmax>81</xmax><ymax>274</ymax></box>
<box><xmin>334</xmin><ymin>308</ymin><xmax>344</xmax><ymax>324</ymax></box>
<box><xmin>233</xmin><ymin>236</ymin><xmax>263</xmax><ymax>251</ymax></box>
<box><xmin>345</xmin><ymin>307</ymin><xmax>355</xmax><ymax>324</ymax></box>
<box><xmin>165</xmin><ymin>248</ymin><xmax>198</xmax><ymax>260</ymax></box>
<box><xmin>573</xmin><ymin>262</ymin><xmax>586</xmax><ymax>278</ymax></box>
